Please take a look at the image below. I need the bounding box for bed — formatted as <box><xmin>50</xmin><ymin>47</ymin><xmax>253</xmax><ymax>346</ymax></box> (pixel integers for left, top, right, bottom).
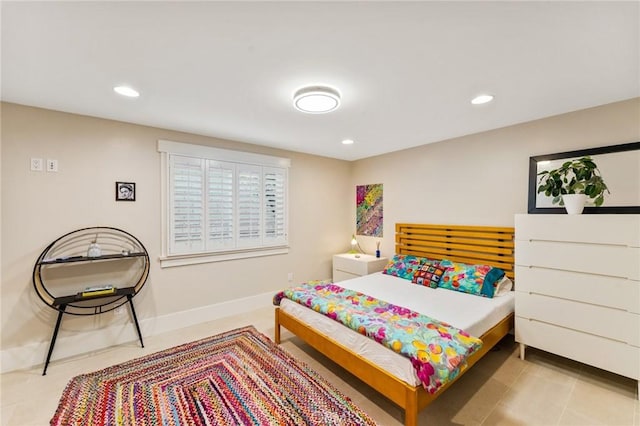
<box><xmin>274</xmin><ymin>223</ymin><xmax>515</xmax><ymax>426</ymax></box>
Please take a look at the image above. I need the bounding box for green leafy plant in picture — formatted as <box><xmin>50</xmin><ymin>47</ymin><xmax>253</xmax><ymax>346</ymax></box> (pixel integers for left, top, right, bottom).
<box><xmin>537</xmin><ymin>156</ymin><xmax>609</xmax><ymax>206</ymax></box>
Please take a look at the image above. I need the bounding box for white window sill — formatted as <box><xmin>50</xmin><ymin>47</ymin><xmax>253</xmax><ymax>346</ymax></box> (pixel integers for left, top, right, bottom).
<box><xmin>159</xmin><ymin>246</ymin><xmax>289</xmax><ymax>268</ymax></box>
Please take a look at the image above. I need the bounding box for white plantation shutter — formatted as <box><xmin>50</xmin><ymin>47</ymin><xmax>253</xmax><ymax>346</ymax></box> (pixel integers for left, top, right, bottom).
<box><xmin>207</xmin><ymin>160</ymin><xmax>234</xmax><ymax>249</ymax></box>
<box><xmin>237</xmin><ymin>165</ymin><xmax>262</xmax><ymax>247</ymax></box>
<box><xmin>159</xmin><ymin>140</ymin><xmax>289</xmax><ymax>264</ymax></box>
<box><xmin>264</xmin><ymin>167</ymin><xmax>287</xmax><ymax>244</ymax></box>
<box><xmin>170</xmin><ymin>155</ymin><xmax>205</xmax><ymax>254</ymax></box>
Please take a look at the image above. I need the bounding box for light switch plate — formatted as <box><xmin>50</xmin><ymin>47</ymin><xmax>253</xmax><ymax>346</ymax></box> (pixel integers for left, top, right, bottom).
<box><xmin>31</xmin><ymin>158</ymin><xmax>43</xmax><ymax>171</ymax></box>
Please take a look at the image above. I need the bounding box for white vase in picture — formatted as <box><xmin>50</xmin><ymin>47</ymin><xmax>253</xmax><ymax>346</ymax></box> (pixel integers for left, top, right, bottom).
<box><xmin>562</xmin><ymin>193</ymin><xmax>587</xmax><ymax>215</ymax></box>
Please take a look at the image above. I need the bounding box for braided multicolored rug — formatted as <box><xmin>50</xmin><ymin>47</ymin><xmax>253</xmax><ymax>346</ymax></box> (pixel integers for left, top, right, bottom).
<box><xmin>51</xmin><ymin>326</ymin><xmax>376</xmax><ymax>425</ymax></box>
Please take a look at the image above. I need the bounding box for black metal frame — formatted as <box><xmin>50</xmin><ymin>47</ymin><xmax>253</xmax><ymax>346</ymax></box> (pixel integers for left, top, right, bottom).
<box><xmin>528</xmin><ymin>141</ymin><xmax>640</xmax><ymax>214</ymax></box>
<box><xmin>33</xmin><ymin>227</ymin><xmax>149</xmax><ymax>375</ymax></box>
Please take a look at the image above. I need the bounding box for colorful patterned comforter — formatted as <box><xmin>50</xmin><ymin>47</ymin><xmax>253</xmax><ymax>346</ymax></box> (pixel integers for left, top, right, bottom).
<box><xmin>274</xmin><ymin>281</ymin><xmax>483</xmax><ymax>394</ymax></box>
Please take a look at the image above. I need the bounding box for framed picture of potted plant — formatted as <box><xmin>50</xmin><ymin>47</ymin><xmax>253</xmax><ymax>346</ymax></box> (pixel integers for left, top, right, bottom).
<box><xmin>528</xmin><ymin>141</ymin><xmax>640</xmax><ymax>214</ymax></box>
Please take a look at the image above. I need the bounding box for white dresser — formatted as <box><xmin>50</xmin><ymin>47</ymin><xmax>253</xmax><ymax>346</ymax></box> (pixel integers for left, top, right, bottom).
<box><xmin>515</xmin><ymin>214</ymin><xmax>640</xmax><ymax>394</ymax></box>
<box><xmin>332</xmin><ymin>253</ymin><xmax>388</xmax><ymax>282</ymax></box>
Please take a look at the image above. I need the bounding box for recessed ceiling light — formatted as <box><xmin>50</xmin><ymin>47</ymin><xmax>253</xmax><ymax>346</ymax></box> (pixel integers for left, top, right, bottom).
<box><xmin>293</xmin><ymin>86</ymin><xmax>340</xmax><ymax>113</ymax></box>
<box><xmin>342</xmin><ymin>139</ymin><xmax>354</xmax><ymax>145</ymax></box>
<box><xmin>471</xmin><ymin>94</ymin><xmax>494</xmax><ymax>105</ymax></box>
<box><xmin>114</xmin><ymin>86</ymin><xmax>140</xmax><ymax>98</ymax></box>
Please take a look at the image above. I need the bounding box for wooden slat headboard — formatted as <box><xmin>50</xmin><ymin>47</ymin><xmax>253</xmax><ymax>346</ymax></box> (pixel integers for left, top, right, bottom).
<box><xmin>395</xmin><ymin>223</ymin><xmax>515</xmax><ymax>280</ymax></box>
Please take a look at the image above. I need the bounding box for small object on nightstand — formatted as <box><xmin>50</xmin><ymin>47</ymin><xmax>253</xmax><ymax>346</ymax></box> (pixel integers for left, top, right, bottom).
<box><xmin>350</xmin><ymin>234</ymin><xmax>364</xmax><ymax>254</ymax></box>
<box><xmin>375</xmin><ymin>241</ymin><xmax>381</xmax><ymax>258</ymax></box>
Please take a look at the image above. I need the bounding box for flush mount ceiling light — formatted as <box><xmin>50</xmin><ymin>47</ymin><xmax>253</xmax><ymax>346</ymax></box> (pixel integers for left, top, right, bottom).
<box><xmin>342</xmin><ymin>139</ymin><xmax>354</xmax><ymax>145</ymax></box>
<box><xmin>471</xmin><ymin>94</ymin><xmax>494</xmax><ymax>105</ymax></box>
<box><xmin>113</xmin><ymin>86</ymin><xmax>140</xmax><ymax>98</ymax></box>
<box><xmin>293</xmin><ymin>86</ymin><xmax>341</xmax><ymax>113</ymax></box>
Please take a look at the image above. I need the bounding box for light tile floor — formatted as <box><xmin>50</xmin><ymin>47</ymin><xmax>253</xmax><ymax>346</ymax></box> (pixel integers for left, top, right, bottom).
<box><xmin>1</xmin><ymin>307</ymin><xmax>638</xmax><ymax>425</ymax></box>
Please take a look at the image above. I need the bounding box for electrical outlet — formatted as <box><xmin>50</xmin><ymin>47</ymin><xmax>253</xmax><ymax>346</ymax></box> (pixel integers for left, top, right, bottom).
<box><xmin>30</xmin><ymin>158</ymin><xmax>43</xmax><ymax>171</ymax></box>
<box><xmin>46</xmin><ymin>159</ymin><xmax>58</xmax><ymax>172</ymax></box>
<box><xmin>287</xmin><ymin>272</ymin><xmax>294</xmax><ymax>282</ymax></box>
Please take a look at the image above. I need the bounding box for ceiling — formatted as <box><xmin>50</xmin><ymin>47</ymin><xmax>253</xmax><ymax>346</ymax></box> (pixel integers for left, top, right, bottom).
<box><xmin>2</xmin><ymin>1</ymin><xmax>638</xmax><ymax>161</ymax></box>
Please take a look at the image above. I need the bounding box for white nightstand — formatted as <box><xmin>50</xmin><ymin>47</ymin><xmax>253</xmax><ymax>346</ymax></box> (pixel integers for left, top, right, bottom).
<box><xmin>332</xmin><ymin>253</ymin><xmax>388</xmax><ymax>282</ymax></box>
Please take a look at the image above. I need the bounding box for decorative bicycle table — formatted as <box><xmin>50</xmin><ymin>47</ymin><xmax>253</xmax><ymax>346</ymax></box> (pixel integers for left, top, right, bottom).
<box><xmin>33</xmin><ymin>227</ymin><xmax>149</xmax><ymax>375</ymax></box>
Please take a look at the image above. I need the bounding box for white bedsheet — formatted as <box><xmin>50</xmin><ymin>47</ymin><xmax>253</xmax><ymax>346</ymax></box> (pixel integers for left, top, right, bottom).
<box><xmin>279</xmin><ymin>272</ymin><xmax>514</xmax><ymax>386</ymax></box>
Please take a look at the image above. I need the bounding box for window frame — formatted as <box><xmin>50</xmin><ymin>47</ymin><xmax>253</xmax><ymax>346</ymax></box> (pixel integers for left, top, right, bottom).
<box><xmin>158</xmin><ymin>140</ymin><xmax>290</xmax><ymax>268</ymax></box>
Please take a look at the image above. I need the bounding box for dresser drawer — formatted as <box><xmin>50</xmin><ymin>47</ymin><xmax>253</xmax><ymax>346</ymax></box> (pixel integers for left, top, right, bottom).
<box><xmin>515</xmin><ymin>317</ymin><xmax>639</xmax><ymax>380</ymax></box>
<box><xmin>515</xmin><ymin>266</ymin><xmax>640</xmax><ymax>313</ymax></box>
<box><xmin>515</xmin><ymin>214</ymin><xmax>640</xmax><ymax>246</ymax></box>
<box><xmin>516</xmin><ymin>291</ymin><xmax>640</xmax><ymax>345</ymax></box>
<box><xmin>516</xmin><ymin>240</ymin><xmax>640</xmax><ymax>279</ymax></box>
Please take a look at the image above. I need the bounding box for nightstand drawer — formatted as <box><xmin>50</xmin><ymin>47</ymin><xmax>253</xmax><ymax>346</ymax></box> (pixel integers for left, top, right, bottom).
<box><xmin>332</xmin><ymin>254</ymin><xmax>388</xmax><ymax>282</ymax></box>
<box><xmin>333</xmin><ymin>270</ymin><xmax>360</xmax><ymax>282</ymax></box>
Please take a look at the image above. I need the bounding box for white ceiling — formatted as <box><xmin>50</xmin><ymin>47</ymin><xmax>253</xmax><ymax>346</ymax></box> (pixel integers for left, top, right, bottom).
<box><xmin>2</xmin><ymin>1</ymin><xmax>638</xmax><ymax>161</ymax></box>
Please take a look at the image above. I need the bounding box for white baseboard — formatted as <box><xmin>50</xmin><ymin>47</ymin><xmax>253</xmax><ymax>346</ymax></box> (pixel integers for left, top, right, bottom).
<box><xmin>0</xmin><ymin>291</ymin><xmax>274</xmax><ymax>374</ymax></box>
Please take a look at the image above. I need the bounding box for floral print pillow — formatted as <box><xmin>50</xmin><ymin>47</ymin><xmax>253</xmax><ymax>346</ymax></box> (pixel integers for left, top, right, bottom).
<box><xmin>382</xmin><ymin>254</ymin><xmax>424</xmax><ymax>280</ymax></box>
<box><xmin>438</xmin><ymin>259</ymin><xmax>505</xmax><ymax>298</ymax></box>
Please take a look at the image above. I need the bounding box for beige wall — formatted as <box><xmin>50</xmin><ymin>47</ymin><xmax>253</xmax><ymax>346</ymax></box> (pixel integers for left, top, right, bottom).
<box><xmin>1</xmin><ymin>103</ymin><xmax>352</xmax><ymax>362</ymax></box>
<box><xmin>1</xmin><ymin>98</ymin><xmax>639</xmax><ymax>370</ymax></box>
<box><xmin>352</xmin><ymin>98</ymin><xmax>640</xmax><ymax>257</ymax></box>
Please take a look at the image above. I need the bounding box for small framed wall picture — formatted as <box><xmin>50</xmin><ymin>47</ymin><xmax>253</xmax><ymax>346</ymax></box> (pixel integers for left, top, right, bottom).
<box><xmin>115</xmin><ymin>182</ymin><xmax>136</xmax><ymax>201</ymax></box>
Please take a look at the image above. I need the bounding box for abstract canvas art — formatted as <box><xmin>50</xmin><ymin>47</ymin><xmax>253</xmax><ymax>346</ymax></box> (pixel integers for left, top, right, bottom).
<box><xmin>356</xmin><ymin>183</ymin><xmax>383</xmax><ymax>237</ymax></box>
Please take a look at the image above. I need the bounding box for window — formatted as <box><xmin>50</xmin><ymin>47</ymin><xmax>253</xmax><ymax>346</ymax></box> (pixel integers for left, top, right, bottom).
<box><xmin>158</xmin><ymin>140</ymin><xmax>290</xmax><ymax>267</ymax></box>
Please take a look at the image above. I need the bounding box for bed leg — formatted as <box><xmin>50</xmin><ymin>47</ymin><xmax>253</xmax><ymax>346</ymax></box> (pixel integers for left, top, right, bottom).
<box><xmin>404</xmin><ymin>389</ymin><xmax>418</xmax><ymax>426</ymax></box>
<box><xmin>274</xmin><ymin>308</ymin><xmax>281</xmax><ymax>344</ymax></box>
<box><xmin>404</xmin><ymin>409</ymin><xmax>417</xmax><ymax>426</ymax></box>
<box><xmin>519</xmin><ymin>343</ymin><xmax>526</xmax><ymax>360</ymax></box>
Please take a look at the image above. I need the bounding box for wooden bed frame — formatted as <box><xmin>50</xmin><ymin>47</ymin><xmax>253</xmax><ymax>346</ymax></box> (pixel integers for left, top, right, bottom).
<box><xmin>275</xmin><ymin>223</ymin><xmax>515</xmax><ymax>426</ymax></box>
